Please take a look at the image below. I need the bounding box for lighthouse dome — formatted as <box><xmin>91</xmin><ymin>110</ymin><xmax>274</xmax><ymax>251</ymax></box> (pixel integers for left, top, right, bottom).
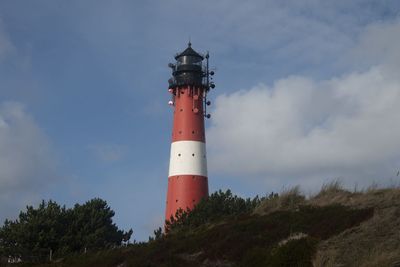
<box><xmin>175</xmin><ymin>42</ymin><xmax>204</xmax><ymax>64</ymax></box>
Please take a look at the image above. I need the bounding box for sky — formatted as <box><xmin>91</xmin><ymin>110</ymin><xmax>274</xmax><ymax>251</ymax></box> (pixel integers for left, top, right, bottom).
<box><xmin>1</xmin><ymin>0</ymin><xmax>400</xmax><ymax>241</ymax></box>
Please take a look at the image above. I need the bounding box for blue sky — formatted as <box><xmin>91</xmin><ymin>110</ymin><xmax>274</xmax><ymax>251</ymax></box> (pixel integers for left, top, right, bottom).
<box><xmin>1</xmin><ymin>1</ymin><xmax>400</xmax><ymax>241</ymax></box>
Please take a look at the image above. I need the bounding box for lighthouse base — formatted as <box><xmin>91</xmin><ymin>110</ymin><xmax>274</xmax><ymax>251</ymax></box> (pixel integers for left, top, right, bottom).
<box><xmin>165</xmin><ymin>175</ymin><xmax>208</xmax><ymax>221</ymax></box>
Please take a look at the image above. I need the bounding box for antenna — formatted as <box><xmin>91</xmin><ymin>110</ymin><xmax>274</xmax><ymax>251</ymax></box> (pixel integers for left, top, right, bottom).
<box><xmin>203</xmin><ymin>51</ymin><xmax>214</xmax><ymax>119</ymax></box>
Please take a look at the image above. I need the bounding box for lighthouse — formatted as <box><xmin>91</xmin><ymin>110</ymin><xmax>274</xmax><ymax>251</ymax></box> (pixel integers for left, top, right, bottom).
<box><xmin>165</xmin><ymin>43</ymin><xmax>215</xmax><ymax>222</ymax></box>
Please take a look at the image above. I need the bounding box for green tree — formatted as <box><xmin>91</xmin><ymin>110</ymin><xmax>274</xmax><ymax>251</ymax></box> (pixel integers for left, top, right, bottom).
<box><xmin>64</xmin><ymin>198</ymin><xmax>132</xmax><ymax>251</ymax></box>
<box><xmin>0</xmin><ymin>219</ymin><xmax>23</xmax><ymax>258</ymax></box>
<box><xmin>0</xmin><ymin>198</ymin><xmax>132</xmax><ymax>262</ymax></box>
<box><xmin>0</xmin><ymin>200</ymin><xmax>67</xmax><ymax>261</ymax></box>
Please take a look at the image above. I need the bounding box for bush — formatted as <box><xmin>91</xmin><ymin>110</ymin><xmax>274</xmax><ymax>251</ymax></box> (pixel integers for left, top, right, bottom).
<box><xmin>165</xmin><ymin>190</ymin><xmax>264</xmax><ymax>232</ymax></box>
<box><xmin>268</xmin><ymin>237</ymin><xmax>317</xmax><ymax>267</ymax></box>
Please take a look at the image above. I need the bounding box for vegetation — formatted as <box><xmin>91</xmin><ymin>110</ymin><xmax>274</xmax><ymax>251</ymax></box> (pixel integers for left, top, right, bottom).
<box><xmin>0</xmin><ymin>199</ymin><xmax>132</xmax><ymax>262</ymax></box>
<box><xmin>165</xmin><ymin>189</ymin><xmax>266</xmax><ymax>233</ymax></box>
<box><xmin>2</xmin><ymin>185</ymin><xmax>400</xmax><ymax>266</ymax></box>
<box><xmin>253</xmin><ymin>186</ymin><xmax>303</xmax><ymax>215</ymax></box>
<box><xmin>157</xmin><ymin>203</ymin><xmax>372</xmax><ymax>267</ymax></box>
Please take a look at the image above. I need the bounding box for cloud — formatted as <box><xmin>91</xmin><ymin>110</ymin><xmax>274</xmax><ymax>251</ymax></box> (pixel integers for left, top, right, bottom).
<box><xmin>351</xmin><ymin>18</ymin><xmax>400</xmax><ymax>72</ymax></box>
<box><xmin>207</xmin><ymin>19</ymin><xmax>400</xmax><ymax>189</ymax></box>
<box><xmin>0</xmin><ymin>102</ymin><xmax>56</xmax><ymax>220</ymax></box>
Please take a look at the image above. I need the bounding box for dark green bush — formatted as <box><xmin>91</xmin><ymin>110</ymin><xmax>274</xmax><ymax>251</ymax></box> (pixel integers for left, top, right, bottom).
<box><xmin>267</xmin><ymin>237</ymin><xmax>317</xmax><ymax>267</ymax></box>
<box><xmin>165</xmin><ymin>189</ymin><xmax>265</xmax><ymax>232</ymax></box>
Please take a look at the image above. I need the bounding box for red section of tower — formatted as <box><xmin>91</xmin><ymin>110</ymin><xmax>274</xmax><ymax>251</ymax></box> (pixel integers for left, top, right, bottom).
<box><xmin>171</xmin><ymin>86</ymin><xmax>205</xmax><ymax>142</ymax></box>
<box><xmin>165</xmin><ymin>43</ymin><xmax>215</xmax><ymax>222</ymax></box>
<box><xmin>166</xmin><ymin>175</ymin><xmax>208</xmax><ymax>221</ymax></box>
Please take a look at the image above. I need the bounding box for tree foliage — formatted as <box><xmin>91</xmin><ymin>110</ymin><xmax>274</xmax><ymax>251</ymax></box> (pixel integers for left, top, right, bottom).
<box><xmin>165</xmin><ymin>189</ymin><xmax>265</xmax><ymax>233</ymax></box>
<box><xmin>0</xmin><ymin>198</ymin><xmax>132</xmax><ymax>262</ymax></box>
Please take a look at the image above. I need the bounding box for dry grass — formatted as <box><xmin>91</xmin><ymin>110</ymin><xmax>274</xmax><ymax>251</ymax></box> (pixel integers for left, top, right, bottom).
<box><xmin>360</xmin><ymin>250</ymin><xmax>400</xmax><ymax>267</ymax></box>
<box><xmin>254</xmin><ymin>181</ymin><xmax>400</xmax><ymax>267</ymax></box>
<box><xmin>316</xmin><ymin>180</ymin><xmax>348</xmax><ymax>196</ymax></box>
<box><xmin>253</xmin><ymin>186</ymin><xmax>305</xmax><ymax>215</ymax></box>
<box><xmin>313</xmin><ymin>187</ymin><xmax>400</xmax><ymax>267</ymax></box>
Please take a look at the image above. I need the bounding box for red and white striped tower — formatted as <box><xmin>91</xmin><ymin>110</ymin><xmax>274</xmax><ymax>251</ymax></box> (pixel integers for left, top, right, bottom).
<box><xmin>165</xmin><ymin>43</ymin><xmax>215</xmax><ymax>221</ymax></box>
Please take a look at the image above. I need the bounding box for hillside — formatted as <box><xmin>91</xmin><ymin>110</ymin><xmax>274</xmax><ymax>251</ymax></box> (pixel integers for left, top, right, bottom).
<box><xmin>11</xmin><ymin>185</ymin><xmax>400</xmax><ymax>267</ymax></box>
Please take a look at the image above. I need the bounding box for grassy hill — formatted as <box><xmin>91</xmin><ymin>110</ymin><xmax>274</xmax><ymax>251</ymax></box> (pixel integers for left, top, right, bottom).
<box><xmin>13</xmin><ymin>183</ymin><xmax>400</xmax><ymax>267</ymax></box>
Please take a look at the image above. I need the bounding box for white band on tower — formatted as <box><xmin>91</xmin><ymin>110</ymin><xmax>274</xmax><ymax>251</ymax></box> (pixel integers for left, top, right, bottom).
<box><xmin>168</xmin><ymin>140</ymin><xmax>208</xmax><ymax>177</ymax></box>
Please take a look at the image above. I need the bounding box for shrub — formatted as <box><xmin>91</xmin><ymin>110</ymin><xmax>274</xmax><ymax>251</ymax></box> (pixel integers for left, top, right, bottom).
<box><xmin>165</xmin><ymin>190</ymin><xmax>264</xmax><ymax>232</ymax></box>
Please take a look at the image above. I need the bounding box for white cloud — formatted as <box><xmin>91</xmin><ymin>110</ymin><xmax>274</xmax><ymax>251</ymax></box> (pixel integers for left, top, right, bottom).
<box><xmin>0</xmin><ymin>102</ymin><xmax>56</xmax><ymax>220</ymax></box>
<box><xmin>207</xmin><ymin>19</ymin><xmax>400</xmax><ymax>189</ymax></box>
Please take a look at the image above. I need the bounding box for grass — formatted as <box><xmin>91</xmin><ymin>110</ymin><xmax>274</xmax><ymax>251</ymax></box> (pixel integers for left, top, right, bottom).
<box><xmin>253</xmin><ymin>186</ymin><xmax>305</xmax><ymax>215</ymax></box>
<box><xmin>314</xmin><ymin>180</ymin><xmax>348</xmax><ymax>198</ymax></box>
<box><xmin>313</xmin><ymin>187</ymin><xmax>400</xmax><ymax>267</ymax></box>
